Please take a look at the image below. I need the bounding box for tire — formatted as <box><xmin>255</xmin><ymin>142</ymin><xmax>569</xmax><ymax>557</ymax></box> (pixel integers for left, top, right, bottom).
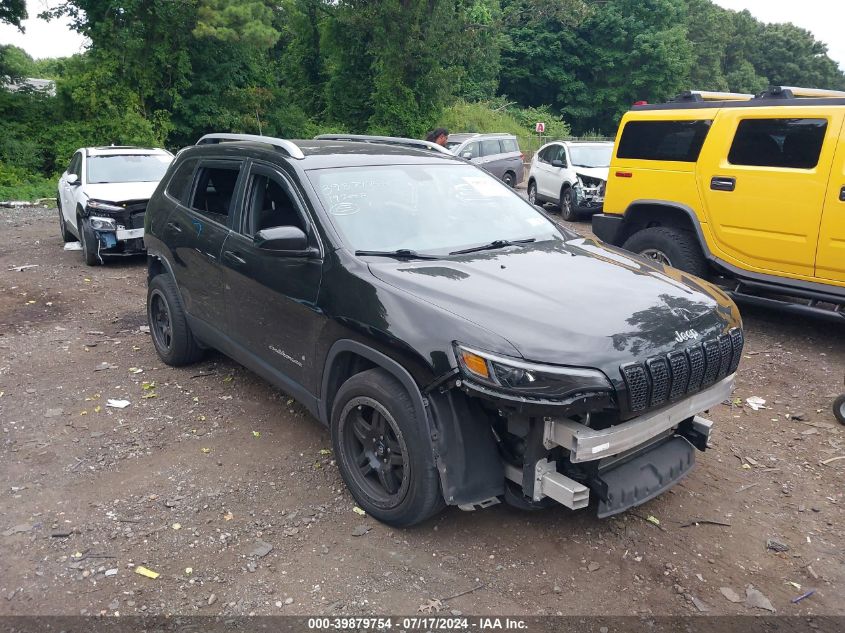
<box><xmin>146</xmin><ymin>274</ymin><xmax>203</xmax><ymax>366</ymax></box>
<box><xmin>57</xmin><ymin>197</ymin><xmax>74</xmax><ymax>242</ymax></box>
<box><xmin>622</xmin><ymin>226</ymin><xmax>709</xmax><ymax>278</ymax></box>
<box><xmin>331</xmin><ymin>368</ymin><xmax>444</xmax><ymax>527</ymax></box>
<box><xmin>78</xmin><ymin>216</ymin><xmax>101</xmax><ymax>266</ymax></box>
<box><xmin>527</xmin><ymin>181</ymin><xmax>539</xmax><ymax>206</ymax></box>
<box><xmin>502</xmin><ymin>171</ymin><xmax>516</xmax><ymax>188</ymax></box>
<box><xmin>560</xmin><ymin>187</ymin><xmax>578</xmax><ymax>221</ymax></box>
<box><xmin>834</xmin><ymin>394</ymin><xmax>845</xmax><ymax>425</ymax></box>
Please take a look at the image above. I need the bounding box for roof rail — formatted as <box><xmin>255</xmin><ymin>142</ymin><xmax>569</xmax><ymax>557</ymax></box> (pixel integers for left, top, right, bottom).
<box><xmin>314</xmin><ymin>134</ymin><xmax>454</xmax><ymax>156</ymax></box>
<box><xmin>759</xmin><ymin>86</ymin><xmax>845</xmax><ymax>99</ymax></box>
<box><xmin>674</xmin><ymin>90</ymin><xmax>753</xmax><ymax>102</ymax></box>
<box><xmin>196</xmin><ymin>133</ymin><xmax>305</xmax><ymax>160</ymax></box>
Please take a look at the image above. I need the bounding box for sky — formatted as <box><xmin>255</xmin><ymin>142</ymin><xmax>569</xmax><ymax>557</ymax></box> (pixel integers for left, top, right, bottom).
<box><xmin>0</xmin><ymin>0</ymin><xmax>843</xmax><ymax>71</ymax></box>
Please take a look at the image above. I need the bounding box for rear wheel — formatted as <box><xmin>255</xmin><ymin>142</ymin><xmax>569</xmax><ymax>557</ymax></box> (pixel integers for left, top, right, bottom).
<box><xmin>834</xmin><ymin>395</ymin><xmax>845</xmax><ymax>425</ymax></box>
<box><xmin>502</xmin><ymin>171</ymin><xmax>516</xmax><ymax>188</ymax></box>
<box><xmin>331</xmin><ymin>368</ymin><xmax>444</xmax><ymax>527</ymax></box>
<box><xmin>622</xmin><ymin>226</ymin><xmax>708</xmax><ymax>278</ymax></box>
<box><xmin>147</xmin><ymin>274</ymin><xmax>203</xmax><ymax>366</ymax></box>
<box><xmin>527</xmin><ymin>181</ymin><xmax>539</xmax><ymax>205</ymax></box>
<box><xmin>57</xmin><ymin>198</ymin><xmax>74</xmax><ymax>242</ymax></box>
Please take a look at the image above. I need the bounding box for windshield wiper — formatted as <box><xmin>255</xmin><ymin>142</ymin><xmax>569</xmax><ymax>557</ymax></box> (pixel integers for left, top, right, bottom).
<box><xmin>449</xmin><ymin>238</ymin><xmax>536</xmax><ymax>255</ymax></box>
<box><xmin>355</xmin><ymin>249</ymin><xmax>440</xmax><ymax>260</ymax></box>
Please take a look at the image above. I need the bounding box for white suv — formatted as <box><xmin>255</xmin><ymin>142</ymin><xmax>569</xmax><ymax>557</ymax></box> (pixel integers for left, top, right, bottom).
<box><xmin>57</xmin><ymin>146</ymin><xmax>173</xmax><ymax>265</ymax></box>
<box><xmin>527</xmin><ymin>141</ymin><xmax>613</xmax><ymax>221</ymax></box>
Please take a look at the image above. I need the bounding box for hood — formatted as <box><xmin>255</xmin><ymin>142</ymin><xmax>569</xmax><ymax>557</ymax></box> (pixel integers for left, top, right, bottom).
<box><xmin>84</xmin><ymin>181</ymin><xmax>159</xmax><ymax>203</ymax></box>
<box><xmin>573</xmin><ymin>166</ymin><xmax>609</xmax><ymax>182</ymax></box>
<box><xmin>367</xmin><ymin>238</ymin><xmax>738</xmax><ymax>374</ymax></box>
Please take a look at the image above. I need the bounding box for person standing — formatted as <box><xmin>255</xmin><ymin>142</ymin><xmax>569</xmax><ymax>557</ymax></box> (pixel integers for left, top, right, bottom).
<box><xmin>425</xmin><ymin>128</ymin><xmax>449</xmax><ymax>147</ymax></box>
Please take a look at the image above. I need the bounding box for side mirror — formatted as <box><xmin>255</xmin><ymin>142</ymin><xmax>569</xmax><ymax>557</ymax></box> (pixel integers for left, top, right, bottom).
<box><xmin>66</xmin><ymin>174</ymin><xmax>79</xmax><ymax>185</ymax></box>
<box><xmin>551</xmin><ymin>159</ymin><xmax>565</xmax><ymax>168</ymax></box>
<box><xmin>461</xmin><ymin>152</ymin><xmax>473</xmax><ymax>159</ymax></box>
<box><xmin>254</xmin><ymin>225</ymin><xmax>310</xmax><ymax>253</ymax></box>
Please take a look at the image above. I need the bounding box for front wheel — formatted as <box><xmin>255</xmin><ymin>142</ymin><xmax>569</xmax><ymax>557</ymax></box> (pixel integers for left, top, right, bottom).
<box><xmin>834</xmin><ymin>394</ymin><xmax>845</xmax><ymax>425</ymax></box>
<box><xmin>622</xmin><ymin>226</ymin><xmax>708</xmax><ymax>278</ymax></box>
<box><xmin>527</xmin><ymin>181</ymin><xmax>538</xmax><ymax>205</ymax></box>
<box><xmin>560</xmin><ymin>187</ymin><xmax>578</xmax><ymax>221</ymax></box>
<box><xmin>331</xmin><ymin>368</ymin><xmax>444</xmax><ymax>527</ymax></box>
<box><xmin>78</xmin><ymin>217</ymin><xmax>101</xmax><ymax>266</ymax></box>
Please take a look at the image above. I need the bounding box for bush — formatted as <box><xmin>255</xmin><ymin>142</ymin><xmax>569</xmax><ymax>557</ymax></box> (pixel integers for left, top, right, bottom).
<box><xmin>0</xmin><ymin>162</ymin><xmax>57</xmax><ymax>201</ymax></box>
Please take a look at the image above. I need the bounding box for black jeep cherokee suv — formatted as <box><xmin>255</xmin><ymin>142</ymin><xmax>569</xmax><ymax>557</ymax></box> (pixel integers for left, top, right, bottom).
<box><xmin>144</xmin><ymin>133</ymin><xmax>743</xmax><ymax>527</ymax></box>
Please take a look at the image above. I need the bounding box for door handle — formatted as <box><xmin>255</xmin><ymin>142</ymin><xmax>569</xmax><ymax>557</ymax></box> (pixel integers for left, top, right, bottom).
<box><xmin>710</xmin><ymin>176</ymin><xmax>736</xmax><ymax>192</ymax></box>
<box><xmin>222</xmin><ymin>250</ymin><xmax>246</xmax><ymax>266</ymax></box>
<box><xmin>839</xmin><ymin>185</ymin><xmax>845</xmax><ymax>202</ymax></box>
<box><xmin>166</xmin><ymin>221</ymin><xmax>183</xmax><ymax>233</ymax></box>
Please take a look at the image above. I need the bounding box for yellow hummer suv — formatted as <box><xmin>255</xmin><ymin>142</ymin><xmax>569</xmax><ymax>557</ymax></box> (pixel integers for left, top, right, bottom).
<box><xmin>593</xmin><ymin>86</ymin><xmax>845</xmax><ymax>317</ymax></box>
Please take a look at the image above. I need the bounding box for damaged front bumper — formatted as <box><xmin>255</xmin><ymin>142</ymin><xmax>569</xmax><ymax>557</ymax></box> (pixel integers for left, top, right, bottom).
<box><xmin>573</xmin><ymin>180</ymin><xmax>605</xmax><ymax>214</ymax></box>
<box><xmin>84</xmin><ymin>202</ymin><xmax>147</xmax><ymax>256</ymax></box>
<box><xmin>503</xmin><ymin>374</ymin><xmax>733</xmax><ymax>517</ymax></box>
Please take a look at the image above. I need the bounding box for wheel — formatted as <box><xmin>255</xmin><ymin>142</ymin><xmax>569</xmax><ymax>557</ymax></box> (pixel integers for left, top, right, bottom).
<box><xmin>331</xmin><ymin>368</ymin><xmax>444</xmax><ymax>527</ymax></box>
<box><xmin>502</xmin><ymin>171</ymin><xmax>516</xmax><ymax>188</ymax></box>
<box><xmin>834</xmin><ymin>394</ymin><xmax>845</xmax><ymax>425</ymax></box>
<box><xmin>527</xmin><ymin>181</ymin><xmax>539</xmax><ymax>206</ymax></box>
<box><xmin>57</xmin><ymin>197</ymin><xmax>74</xmax><ymax>242</ymax></box>
<box><xmin>560</xmin><ymin>187</ymin><xmax>578</xmax><ymax>221</ymax></box>
<box><xmin>146</xmin><ymin>274</ymin><xmax>203</xmax><ymax>366</ymax></box>
<box><xmin>622</xmin><ymin>226</ymin><xmax>708</xmax><ymax>278</ymax></box>
<box><xmin>78</xmin><ymin>216</ymin><xmax>101</xmax><ymax>266</ymax></box>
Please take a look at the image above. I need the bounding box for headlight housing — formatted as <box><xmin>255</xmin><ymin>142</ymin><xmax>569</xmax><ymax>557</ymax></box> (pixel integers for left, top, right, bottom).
<box><xmin>89</xmin><ymin>216</ymin><xmax>117</xmax><ymax>231</ymax></box>
<box><xmin>454</xmin><ymin>344</ymin><xmax>613</xmax><ymax>400</ymax></box>
<box><xmin>86</xmin><ymin>199</ymin><xmax>124</xmax><ymax>213</ymax></box>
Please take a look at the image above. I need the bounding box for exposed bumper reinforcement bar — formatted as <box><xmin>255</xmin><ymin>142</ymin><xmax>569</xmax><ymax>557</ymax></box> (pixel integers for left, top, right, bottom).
<box><xmin>543</xmin><ymin>374</ymin><xmax>733</xmax><ymax>462</ymax></box>
<box><xmin>504</xmin><ymin>461</ymin><xmax>589</xmax><ymax>510</ymax></box>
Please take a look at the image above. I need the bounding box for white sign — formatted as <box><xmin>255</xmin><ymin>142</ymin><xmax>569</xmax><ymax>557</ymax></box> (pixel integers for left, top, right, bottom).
<box><xmin>535</xmin><ymin>122</ymin><xmax>545</xmax><ymax>133</ymax></box>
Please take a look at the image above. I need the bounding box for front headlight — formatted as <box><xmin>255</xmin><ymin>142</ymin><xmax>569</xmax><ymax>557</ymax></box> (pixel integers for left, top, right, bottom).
<box><xmin>454</xmin><ymin>344</ymin><xmax>613</xmax><ymax>400</ymax></box>
<box><xmin>89</xmin><ymin>216</ymin><xmax>117</xmax><ymax>231</ymax></box>
<box><xmin>87</xmin><ymin>199</ymin><xmax>124</xmax><ymax>212</ymax></box>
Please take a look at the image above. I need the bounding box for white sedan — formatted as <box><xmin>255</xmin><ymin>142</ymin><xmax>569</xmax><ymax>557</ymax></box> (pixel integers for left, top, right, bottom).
<box><xmin>57</xmin><ymin>146</ymin><xmax>173</xmax><ymax>265</ymax></box>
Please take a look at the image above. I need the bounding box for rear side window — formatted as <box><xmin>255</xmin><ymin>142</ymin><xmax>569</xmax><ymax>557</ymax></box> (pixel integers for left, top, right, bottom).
<box><xmin>501</xmin><ymin>138</ymin><xmax>519</xmax><ymax>153</ymax></box>
<box><xmin>617</xmin><ymin>120</ymin><xmax>712</xmax><ymax>162</ymax></box>
<box><xmin>728</xmin><ymin>118</ymin><xmax>827</xmax><ymax>169</ymax></box>
<box><xmin>480</xmin><ymin>139</ymin><xmax>502</xmax><ymax>156</ymax></box>
<box><xmin>165</xmin><ymin>158</ymin><xmax>198</xmax><ymax>204</ymax></box>
<box><xmin>190</xmin><ymin>165</ymin><xmax>241</xmax><ymax>222</ymax></box>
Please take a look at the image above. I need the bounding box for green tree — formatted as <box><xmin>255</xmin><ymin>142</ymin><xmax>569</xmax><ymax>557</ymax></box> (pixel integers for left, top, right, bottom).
<box><xmin>0</xmin><ymin>0</ymin><xmax>26</xmax><ymax>28</ymax></box>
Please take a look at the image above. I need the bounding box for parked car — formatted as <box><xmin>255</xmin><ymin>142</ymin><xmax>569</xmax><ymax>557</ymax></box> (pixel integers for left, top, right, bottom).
<box><xmin>593</xmin><ymin>87</ymin><xmax>845</xmax><ymax>319</ymax></box>
<box><xmin>57</xmin><ymin>146</ymin><xmax>174</xmax><ymax>265</ymax></box>
<box><xmin>144</xmin><ymin>132</ymin><xmax>743</xmax><ymax>527</ymax></box>
<box><xmin>446</xmin><ymin>133</ymin><xmax>524</xmax><ymax>187</ymax></box>
<box><xmin>527</xmin><ymin>141</ymin><xmax>613</xmax><ymax>221</ymax></box>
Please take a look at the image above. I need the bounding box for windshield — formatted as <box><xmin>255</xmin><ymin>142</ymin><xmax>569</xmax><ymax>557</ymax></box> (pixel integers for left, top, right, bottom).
<box><xmin>444</xmin><ymin>141</ymin><xmax>462</xmax><ymax>150</ymax></box>
<box><xmin>568</xmin><ymin>145</ymin><xmax>613</xmax><ymax>168</ymax></box>
<box><xmin>308</xmin><ymin>164</ymin><xmax>562</xmax><ymax>254</ymax></box>
<box><xmin>86</xmin><ymin>154</ymin><xmax>173</xmax><ymax>184</ymax></box>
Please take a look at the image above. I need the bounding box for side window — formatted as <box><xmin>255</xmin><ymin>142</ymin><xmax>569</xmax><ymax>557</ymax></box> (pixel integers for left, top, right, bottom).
<box><xmin>480</xmin><ymin>139</ymin><xmax>502</xmax><ymax>157</ymax></box>
<box><xmin>244</xmin><ymin>170</ymin><xmax>306</xmax><ymax>236</ymax></box>
<box><xmin>550</xmin><ymin>145</ymin><xmax>566</xmax><ymax>165</ymax></box>
<box><xmin>165</xmin><ymin>158</ymin><xmax>198</xmax><ymax>204</ymax></box>
<box><xmin>461</xmin><ymin>142</ymin><xmax>480</xmax><ymax>159</ymax></box>
<box><xmin>728</xmin><ymin>118</ymin><xmax>827</xmax><ymax>169</ymax></box>
<box><xmin>501</xmin><ymin>138</ymin><xmax>518</xmax><ymax>153</ymax></box>
<box><xmin>617</xmin><ymin>120</ymin><xmax>712</xmax><ymax>162</ymax></box>
<box><xmin>189</xmin><ymin>164</ymin><xmax>241</xmax><ymax>222</ymax></box>
<box><xmin>538</xmin><ymin>146</ymin><xmax>551</xmax><ymax>163</ymax></box>
<box><xmin>69</xmin><ymin>153</ymin><xmax>82</xmax><ymax>178</ymax></box>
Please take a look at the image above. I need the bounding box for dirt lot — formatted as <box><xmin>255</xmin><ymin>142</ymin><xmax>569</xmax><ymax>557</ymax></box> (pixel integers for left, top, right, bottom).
<box><xmin>1</xmin><ymin>205</ymin><xmax>843</xmax><ymax>618</ymax></box>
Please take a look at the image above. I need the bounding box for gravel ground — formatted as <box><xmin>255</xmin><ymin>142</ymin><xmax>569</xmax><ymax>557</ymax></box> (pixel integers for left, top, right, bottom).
<box><xmin>0</xmin><ymin>205</ymin><xmax>843</xmax><ymax>617</ymax></box>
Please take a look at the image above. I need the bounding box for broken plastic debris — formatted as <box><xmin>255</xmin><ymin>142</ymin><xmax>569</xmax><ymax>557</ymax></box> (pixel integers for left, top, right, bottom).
<box><xmin>141</xmin><ymin>392</ymin><xmax>157</xmax><ymax>399</ymax></box>
<box><xmin>134</xmin><ymin>566</ymin><xmax>159</xmax><ymax>579</ymax></box>
<box><xmin>142</xmin><ymin>381</ymin><xmax>156</xmax><ymax>390</ymax></box>
<box><xmin>106</xmin><ymin>399</ymin><xmax>130</xmax><ymax>409</ymax></box>
<box><xmin>352</xmin><ymin>506</ymin><xmax>366</xmax><ymax>516</ymax></box>
<box><xmin>172</xmin><ymin>523</ymin><xmax>181</xmax><ymax>530</ymax></box>
<box><xmin>201</xmin><ymin>448</ymin><xmax>211</xmax><ymax>454</ymax></box>
<box><xmin>786</xmin><ymin>581</ymin><xmax>801</xmax><ymax>590</ymax></box>
<box><xmin>791</xmin><ymin>589</ymin><xmax>815</xmax><ymax>604</ymax></box>
<box><xmin>139</xmin><ymin>325</ymin><xmax>150</xmax><ymax>333</ymax></box>
<box><xmin>8</xmin><ymin>264</ymin><xmax>39</xmax><ymax>272</ymax></box>
<box><xmin>129</xmin><ymin>367</ymin><xmax>143</xmax><ymax>374</ymax></box>
<box><xmin>223</xmin><ymin>375</ymin><xmax>233</xmax><ymax>383</ymax></box>
<box><xmin>746</xmin><ymin>396</ymin><xmax>766</xmax><ymax>411</ymax></box>
<box><xmin>319</xmin><ymin>449</ymin><xmax>332</xmax><ymax>455</ymax></box>
<box><xmin>646</xmin><ymin>515</ymin><xmax>660</xmax><ymax>526</ymax></box>
<box><xmin>185</xmin><ymin>567</ymin><xmax>193</xmax><ymax>575</ymax></box>
<box><xmin>223</xmin><ymin>512</ymin><xmax>233</xmax><ymax>521</ymax></box>
<box><xmin>63</xmin><ymin>242</ymin><xmax>82</xmax><ymax>251</ymax></box>
<box><xmin>252</xmin><ymin>431</ymin><xmax>260</xmax><ymax>438</ymax></box>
